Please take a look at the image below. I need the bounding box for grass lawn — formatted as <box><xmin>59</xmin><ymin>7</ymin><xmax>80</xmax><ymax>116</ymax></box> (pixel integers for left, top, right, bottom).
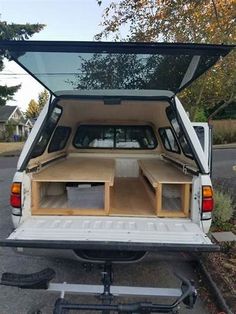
<box><xmin>0</xmin><ymin>142</ymin><xmax>24</xmax><ymax>154</ymax></box>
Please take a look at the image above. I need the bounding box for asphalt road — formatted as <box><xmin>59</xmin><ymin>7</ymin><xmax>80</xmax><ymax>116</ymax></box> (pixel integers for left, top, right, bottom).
<box><xmin>212</xmin><ymin>148</ymin><xmax>236</xmax><ymax>179</ymax></box>
<box><xmin>0</xmin><ymin>149</ymin><xmax>235</xmax><ymax>314</ymax></box>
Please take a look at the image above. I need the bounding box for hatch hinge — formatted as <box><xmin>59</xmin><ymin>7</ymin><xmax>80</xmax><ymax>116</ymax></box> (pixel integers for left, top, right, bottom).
<box><xmin>35</xmin><ymin>161</ymin><xmax>42</xmax><ymax>173</ymax></box>
<box><xmin>182</xmin><ymin>164</ymin><xmax>188</xmax><ymax>175</ymax></box>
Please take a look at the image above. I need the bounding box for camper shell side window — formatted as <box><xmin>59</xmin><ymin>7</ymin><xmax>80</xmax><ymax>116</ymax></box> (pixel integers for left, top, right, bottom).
<box><xmin>30</xmin><ymin>106</ymin><xmax>62</xmax><ymax>158</ymax></box>
<box><xmin>166</xmin><ymin>106</ymin><xmax>193</xmax><ymax>158</ymax></box>
<box><xmin>158</xmin><ymin>127</ymin><xmax>180</xmax><ymax>153</ymax></box>
<box><xmin>48</xmin><ymin>126</ymin><xmax>71</xmax><ymax>153</ymax></box>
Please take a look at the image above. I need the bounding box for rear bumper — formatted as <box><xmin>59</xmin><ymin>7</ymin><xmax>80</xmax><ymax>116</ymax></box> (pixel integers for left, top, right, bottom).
<box><xmin>0</xmin><ymin>239</ymin><xmax>220</xmax><ymax>252</ymax></box>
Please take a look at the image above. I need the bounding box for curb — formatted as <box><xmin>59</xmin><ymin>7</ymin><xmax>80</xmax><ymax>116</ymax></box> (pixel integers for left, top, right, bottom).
<box><xmin>0</xmin><ymin>150</ymin><xmax>21</xmax><ymax>157</ymax></box>
<box><xmin>213</xmin><ymin>144</ymin><xmax>236</xmax><ymax>150</ymax></box>
<box><xmin>197</xmin><ymin>258</ymin><xmax>233</xmax><ymax>314</ymax></box>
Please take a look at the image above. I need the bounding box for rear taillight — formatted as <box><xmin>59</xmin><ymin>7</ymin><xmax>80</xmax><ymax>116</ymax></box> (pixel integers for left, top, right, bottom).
<box><xmin>202</xmin><ymin>198</ymin><xmax>214</xmax><ymax>212</ymax></box>
<box><xmin>202</xmin><ymin>186</ymin><xmax>214</xmax><ymax>219</ymax></box>
<box><xmin>10</xmin><ymin>194</ymin><xmax>21</xmax><ymax>208</ymax></box>
<box><xmin>10</xmin><ymin>182</ymin><xmax>22</xmax><ymax>210</ymax></box>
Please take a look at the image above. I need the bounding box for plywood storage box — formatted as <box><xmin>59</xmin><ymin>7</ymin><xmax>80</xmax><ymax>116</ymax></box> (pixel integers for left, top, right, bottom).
<box><xmin>138</xmin><ymin>159</ymin><xmax>192</xmax><ymax>218</ymax></box>
<box><xmin>31</xmin><ymin>158</ymin><xmax>115</xmax><ymax>216</ymax></box>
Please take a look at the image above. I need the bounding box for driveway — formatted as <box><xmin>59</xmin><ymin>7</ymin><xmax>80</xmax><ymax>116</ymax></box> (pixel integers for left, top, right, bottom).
<box><xmin>212</xmin><ymin>148</ymin><xmax>236</xmax><ymax>179</ymax></box>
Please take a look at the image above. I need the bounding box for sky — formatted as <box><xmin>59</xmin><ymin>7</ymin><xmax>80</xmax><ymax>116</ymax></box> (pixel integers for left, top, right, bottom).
<box><xmin>0</xmin><ymin>0</ymin><xmax>111</xmax><ymax>111</ymax></box>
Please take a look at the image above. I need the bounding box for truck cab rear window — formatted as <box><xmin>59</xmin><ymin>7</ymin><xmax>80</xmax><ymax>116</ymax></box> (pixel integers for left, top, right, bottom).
<box><xmin>73</xmin><ymin>125</ymin><xmax>157</xmax><ymax>149</ymax></box>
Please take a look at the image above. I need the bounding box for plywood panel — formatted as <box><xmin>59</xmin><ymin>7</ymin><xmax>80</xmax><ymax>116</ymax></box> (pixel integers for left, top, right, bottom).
<box><xmin>138</xmin><ymin>159</ymin><xmax>192</xmax><ymax>186</ymax></box>
<box><xmin>110</xmin><ymin>178</ymin><xmax>156</xmax><ymax>216</ymax></box>
<box><xmin>104</xmin><ymin>182</ymin><xmax>110</xmax><ymax>214</ymax></box>
<box><xmin>32</xmin><ymin>157</ymin><xmax>115</xmax><ymax>185</ymax></box>
<box><xmin>31</xmin><ymin>181</ymin><xmax>40</xmax><ymax>214</ymax></box>
<box><xmin>32</xmin><ymin>208</ymin><xmax>106</xmax><ymax>216</ymax></box>
<box><xmin>182</xmin><ymin>184</ymin><xmax>191</xmax><ymax>216</ymax></box>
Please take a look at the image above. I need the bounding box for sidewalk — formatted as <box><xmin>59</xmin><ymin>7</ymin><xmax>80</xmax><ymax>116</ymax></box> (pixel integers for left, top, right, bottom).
<box><xmin>0</xmin><ymin>149</ymin><xmax>22</xmax><ymax>157</ymax></box>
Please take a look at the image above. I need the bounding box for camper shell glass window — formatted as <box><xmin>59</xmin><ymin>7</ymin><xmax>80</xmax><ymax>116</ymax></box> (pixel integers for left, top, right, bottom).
<box><xmin>73</xmin><ymin>125</ymin><xmax>157</xmax><ymax>149</ymax></box>
<box><xmin>31</xmin><ymin>107</ymin><xmax>62</xmax><ymax>158</ymax></box>
<box><xmin>159</xmin><ymin>128</ymin><xmax>180</xmax><ymax>153</ymax></box>
<box><xmin>193</xmin><ymin>126</ymin><xmax>205</xmax><ymax>150</ymax></box>
<box><xmin>48</xmin><ymin>126</ymin><xmax>71</xmax><ymax>153</ymax></box>
<box><xmin>5</xmin><ymin>41</ymin><xmax>232</xmax><ymax>95</ymax></box>
<box><xmin>166</xmin><ymin>107</ymin><xmax>193</xmax><ymax>158</ymax></box>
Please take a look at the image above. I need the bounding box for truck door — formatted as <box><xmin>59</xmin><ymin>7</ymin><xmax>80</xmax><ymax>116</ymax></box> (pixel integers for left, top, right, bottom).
<box><xmin>192</xmin><ymin>122</ymin><xmax>213</xmax><ymax>175</ymax></box>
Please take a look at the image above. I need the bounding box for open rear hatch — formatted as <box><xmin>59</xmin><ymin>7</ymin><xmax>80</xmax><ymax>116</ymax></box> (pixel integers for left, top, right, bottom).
<box><xmin>0</xmin><ymin>41</ymin><xmax>234</xmax><ymax>97</ymax></box>
<box><xmin>2</xmin><ymin>216</ymin><xmax>218</xmax><ymax>251</ymax></box>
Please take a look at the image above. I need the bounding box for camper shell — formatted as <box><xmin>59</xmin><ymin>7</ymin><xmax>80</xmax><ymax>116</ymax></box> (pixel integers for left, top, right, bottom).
<box><xmin>0</xmin><ymin>41</ymin><xmax>234</xmax><ymax>256</ymax></box>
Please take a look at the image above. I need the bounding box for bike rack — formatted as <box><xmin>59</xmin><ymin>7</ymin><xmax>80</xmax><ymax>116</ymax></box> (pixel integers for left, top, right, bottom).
<box><xmin>1</xmin><ymin>262</ymin><xmax>197</xmax><ymax>314</ymax></box>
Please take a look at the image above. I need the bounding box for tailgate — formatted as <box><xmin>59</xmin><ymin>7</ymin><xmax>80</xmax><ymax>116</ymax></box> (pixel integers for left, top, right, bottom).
<box><xmin>2</xmin><ymin>217</ymin><xmax>218</xmax><ymax>252</ymax></box>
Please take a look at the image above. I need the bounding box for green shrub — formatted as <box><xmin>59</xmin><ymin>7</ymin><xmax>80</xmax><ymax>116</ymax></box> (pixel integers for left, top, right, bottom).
<box><xmin>213</xmin><ymin>190</ymin><xmax>233</xmax><ymax>224</ymax></box>
<box><xmin>193</xmin><ymin>107</ymin><xmax>207</xmax><ymax>122</ymax></box>
<box><xmin>213</xmin><ymin>129</ymin><xmax>236</xmax><ymax>144</ymax></box>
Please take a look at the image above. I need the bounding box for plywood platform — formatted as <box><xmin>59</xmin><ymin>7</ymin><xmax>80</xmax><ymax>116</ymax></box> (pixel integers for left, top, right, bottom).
<box><xmin>33</xmin><ymin>157</ymin><xmax>115</xmax><ymax>185</ymax></box>
<box><xmin>138</xmin><ymin>159</ymin><xmax>192</xmax><ymax>186</ymax></box>
<box><xmin>110</xmin><ymin>178</ymin><xmax>156</xmax><ymax>216</ymax></box>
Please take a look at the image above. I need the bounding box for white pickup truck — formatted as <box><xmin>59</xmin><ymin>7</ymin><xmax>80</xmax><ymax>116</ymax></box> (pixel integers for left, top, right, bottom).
<box><xmin>0</xmin><ymin>41</ymin><xmax>234</xmax><ymax>313</ymax></box>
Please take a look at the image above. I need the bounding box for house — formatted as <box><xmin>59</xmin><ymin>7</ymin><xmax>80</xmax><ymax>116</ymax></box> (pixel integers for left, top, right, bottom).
<box><xmin>0</xmin><ymin>105</ymin><xmax>34</xmax><ymax>141</ymax></box>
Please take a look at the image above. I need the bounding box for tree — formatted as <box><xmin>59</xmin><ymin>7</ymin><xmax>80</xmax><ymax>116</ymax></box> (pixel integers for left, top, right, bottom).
<box><xmin>193</xmin><ymin>107</ymin><xmax>207</xmax><ymax>122</ymax></box>
<box><xmin>0</xmin><ymin>84</ymin><xmax>20</xmax><ymax>106</ymax></box>
<box><xmin>38</xmin><ymin>89</ymin><xmax>49</xmax><ymax>111</ymax></box>
<box><xmin>71</xmin><ymin>53</ymin><xmax>196</xmax><ymax>93</ymax></box>
<box><xmin>95</xmin><ymin>1</ymin><xmax>236</xmax><ymax>118</ymax></box>
<box><xmin>25</xmin><ymin>99</ymin><xmax>40</xmax><ymax>119</ymax></box>
<box><xmin>72</xmin><ymin>54</ymin><xmax>148</xmax><ymax>90</ymax></box>
<box><xmin>4</xmin><ymin>120</ymin><xmax>15</xmax><ymax>142</ymax></box>
<box><xmin>96</xmin><ymin>1</ymin><xmax>235</xmax><ymax>44</ymax></box>
<box><xmin>25</xmin><ymin>89</ymin><xmax>49</xmax><ymax>119</ymax></box>
<box><xmin>0</xmin><ymin>20</ymin><xmax>45</xmax><ymax>106</ymax></box>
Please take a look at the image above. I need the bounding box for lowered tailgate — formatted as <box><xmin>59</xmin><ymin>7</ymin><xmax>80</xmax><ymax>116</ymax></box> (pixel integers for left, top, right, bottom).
<box><xmin>2</xmin><ymin>217</ymin><xmax>218</xmax><ymax>252</ymax></box>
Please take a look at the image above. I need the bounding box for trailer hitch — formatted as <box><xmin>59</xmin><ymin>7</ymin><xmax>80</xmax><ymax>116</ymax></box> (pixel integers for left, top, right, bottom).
<box><xmin>1</xmin><ymin>262</ymin><xmax>197</xmax><ymax>313</ymax></box>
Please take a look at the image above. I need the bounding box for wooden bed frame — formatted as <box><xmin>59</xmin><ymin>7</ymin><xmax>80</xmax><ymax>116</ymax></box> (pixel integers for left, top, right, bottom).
<box><xmin>31</xmin><ymin>157</ymin><xmax>192</xmax><ymax>217</ymax></box>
